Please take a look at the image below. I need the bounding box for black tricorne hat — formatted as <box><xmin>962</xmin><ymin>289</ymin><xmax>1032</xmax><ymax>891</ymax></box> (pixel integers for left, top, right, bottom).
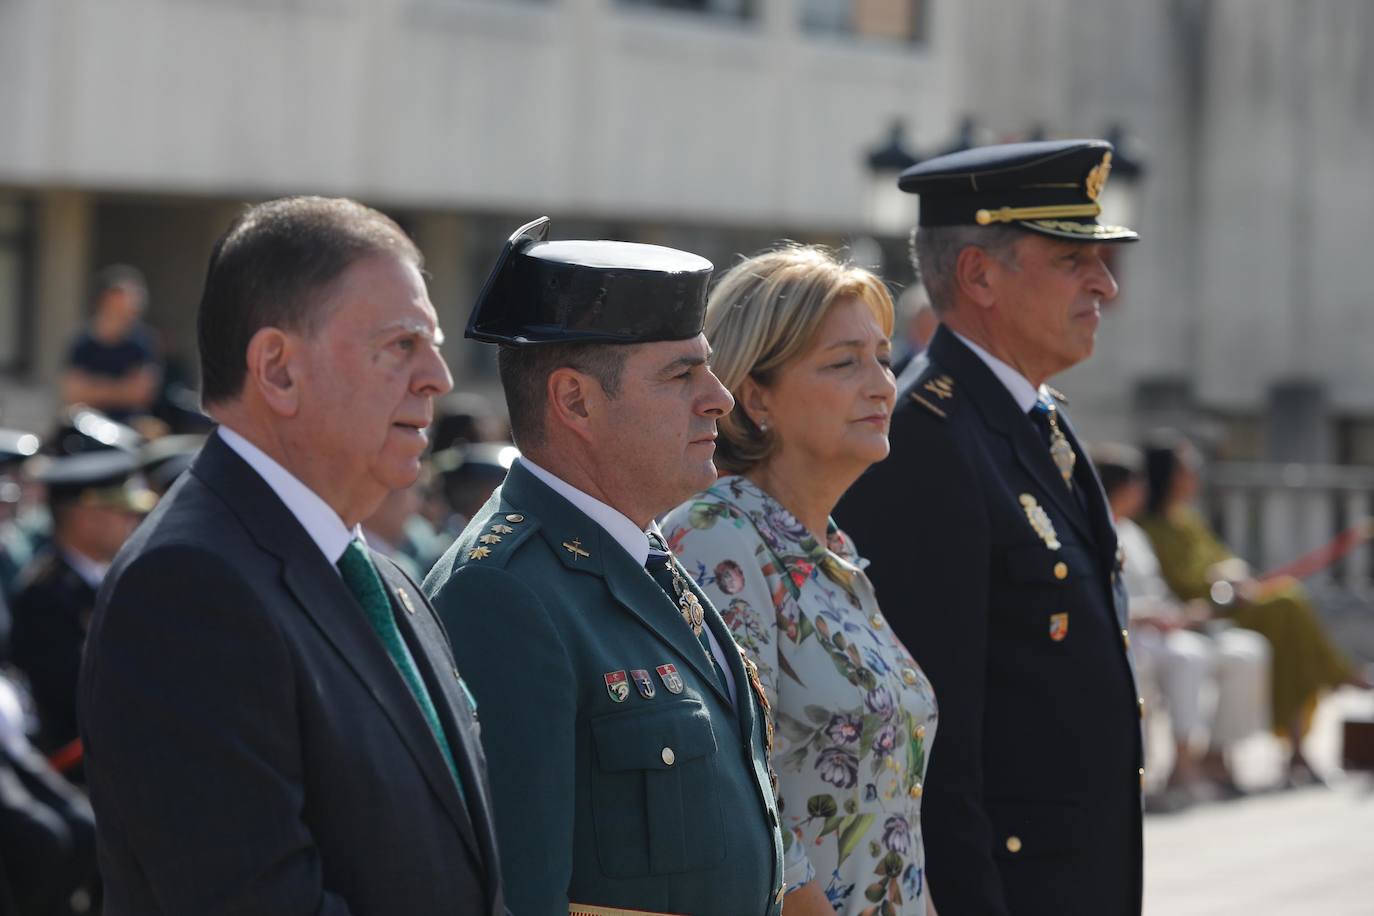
<box><xmin>899</xmin><ymin>139</ymin><xmax>1139</xmax><ymax>243</ymax></box>
<box><xmin>465</xmin><ymin>217</ymin><xmax>714</xmax><ymax>346</ymax></box>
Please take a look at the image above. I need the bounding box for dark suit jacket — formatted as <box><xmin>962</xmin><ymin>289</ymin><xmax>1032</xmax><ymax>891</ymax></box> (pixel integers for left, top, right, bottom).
<box><xmin>835</xmin><ymin>327</ymin><xmax>1143</xmax><ymax>916</ymax></box>
<box><xmin>424</xmin><ymin>462</ymin><xmax>785</xmax><ymax>916</ymax></box>
<box><xmin>78</xmin><ymin>432</ymin><xmax>505</xmax><ymax>916</ymax></box>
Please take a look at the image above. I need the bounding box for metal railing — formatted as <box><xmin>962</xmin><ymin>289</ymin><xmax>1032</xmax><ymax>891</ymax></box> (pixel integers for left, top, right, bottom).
<box><xmin>1206</xmin><ymin>462</ymin><xmax>1374</xmax><ymax>598</ymax></box>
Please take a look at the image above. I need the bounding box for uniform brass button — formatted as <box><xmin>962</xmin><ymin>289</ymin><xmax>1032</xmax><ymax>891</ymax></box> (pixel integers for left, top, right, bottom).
<box><xmin>908</xmin><ymin>783</ymin><xmax>923</xmax><ymax>798</ymax></box>
<box><xmin>661</xmin><ymin>747</ymin><xmax>676</xmax><ymax>766</ymax></box>
<box><xmin>1138</xmin><ymin>696</ymin><xmax>1146</xmax><ymax>718</ymax></box>
<box><xmin>870</xmin><ymin>614</ymin><xmax>885</xmax><ymax>629</ymax></box>
<box><xmin>1138</xmin><ymin>766</ymin><xmax>1146</xmax><ymax>788</ymax></box>
<box><xmin>901</xmin><ymin>667</ymin><xmax>918</xmax><ymax>686</ymax></box>
<box><xmin>1006</xmin><ymin>835</ymin><xmax>1022</xmax><ymax>853</ymax></box>
<box><xmin>1053</xmin><ymin>561</ymin><xmax>1068</xmax><ymax>580</ymax></box>
<box><xmin>915</xmin><ymin>725</ymin><xmax>926</xmax><ymax>738</ymax></box>
<box><xmin>505</xmin><ymin>514</ymin><xmax>525</xmax><ymax>523</ymax></box>
<box><xmin>1121</xmin><ymin>628</ymin><xmax>1130</xmax><ymax>649</ymax></box>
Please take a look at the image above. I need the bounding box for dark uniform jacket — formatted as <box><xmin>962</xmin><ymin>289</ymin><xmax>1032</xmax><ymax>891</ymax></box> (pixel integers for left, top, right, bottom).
<box><xmin>78</xmin><ymin>432</ymin><xmax>506</xmax><ymax>915</ymax></box>
<box><xmin>424</xmin><ymin>461</ymin><xmax>785</xmax><ymax>916</ymax></box>
<box><xmin>12</xmin><ymin>549</ymin><xmax>95</xmax><ymax>755</ymax></box>
<box><xmin>835</xmin><ymin>327</ymin><xmax>1143</xmax><ymax>916</ymax></box>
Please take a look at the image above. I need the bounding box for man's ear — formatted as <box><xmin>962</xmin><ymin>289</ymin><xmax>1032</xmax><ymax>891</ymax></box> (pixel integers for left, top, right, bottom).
<box><xmin>737</xmin><ymin>375</ymin><xmax>771</xmax><ymax>430</ymax></box>
<box><xmin>546</xmin><ymin>367</ymin><xmax>600</xmax><ymax>444</ymax></box>
<box><xmin>954</xmin><ymin>245</ymin><xmax>999</xmax><ymax>309</ymax></box>
<box><xmin>244</xmin><ymin>327</ymin><xmax>301</xmax><ymax>417</ymax></box>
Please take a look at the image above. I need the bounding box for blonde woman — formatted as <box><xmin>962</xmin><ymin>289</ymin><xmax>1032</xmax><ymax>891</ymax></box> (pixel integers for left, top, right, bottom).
<box><xmin>663</xmin><ymin>246</ymin><xmax>938</xmax><ymax>915</ymax></box>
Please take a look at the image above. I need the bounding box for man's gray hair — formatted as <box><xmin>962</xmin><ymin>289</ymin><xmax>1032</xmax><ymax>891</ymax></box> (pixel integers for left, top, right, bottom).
<box><xmin>911</xmin><ymin>224</ymin><xmax>1025</xmax><ymax>314</ymax></box>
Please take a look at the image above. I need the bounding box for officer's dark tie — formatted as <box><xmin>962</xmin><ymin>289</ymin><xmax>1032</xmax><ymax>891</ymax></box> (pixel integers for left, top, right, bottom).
<box><xmin>337</xmin><ymin>539</ymin><xmax>465</xmax><ymax>803</ymax></box>
<box><xmin>645</xmin><ymin>533</ymin><xmax>728</xmax><ymax>694</ymax></box>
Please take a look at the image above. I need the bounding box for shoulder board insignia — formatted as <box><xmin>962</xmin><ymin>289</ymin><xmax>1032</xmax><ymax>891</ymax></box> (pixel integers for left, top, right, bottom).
<box><xmin>460</xmin><ymin>509</ymin><xmax>536</xmax><ymax>567</ymax></box>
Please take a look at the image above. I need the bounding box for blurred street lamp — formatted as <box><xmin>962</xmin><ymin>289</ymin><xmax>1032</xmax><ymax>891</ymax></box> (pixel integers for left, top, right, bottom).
<box><xmin>1100</xmin><ymin>124</ymin><xmax>1146</xmax><ymax>230</ymax></box>
<box><xmin>864</xmin><ymin>119</ymin><xmax>918</xmax><ymax>236</ymax></box>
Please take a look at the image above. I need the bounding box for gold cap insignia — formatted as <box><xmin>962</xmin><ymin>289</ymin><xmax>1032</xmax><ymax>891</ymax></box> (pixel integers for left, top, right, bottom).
<box><xmin>1085</xmin><ymin>152</ymin><xmax>1113</xmax><ymax>202</ymax></box>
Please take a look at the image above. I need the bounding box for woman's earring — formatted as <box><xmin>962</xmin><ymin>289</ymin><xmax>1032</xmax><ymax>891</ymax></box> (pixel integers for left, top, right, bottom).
<box><xmin>759</xmin><ymin>420</ymin><xmax>769</xmax><ymax>433</ymax></box>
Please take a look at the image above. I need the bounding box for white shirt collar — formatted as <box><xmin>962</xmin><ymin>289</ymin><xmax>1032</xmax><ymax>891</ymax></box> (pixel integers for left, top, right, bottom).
<box><xmin>950</xmin><ymin>329</ymin><xmax>1051</xmax><ymax>414</ymax></box>
<box><xmin>216</xmin><ymin>426</ymin><xmax>361</xmax><ymax>568</ymax></box>
<box><xmin>518</xmin><ymin>457</ymin><xmax>652</xmax><ymax>566</ymax></box>
<box><xmin>60</xmin><ymin>547</ymin><xmax>108</xmax><ymax>590</ymax></box>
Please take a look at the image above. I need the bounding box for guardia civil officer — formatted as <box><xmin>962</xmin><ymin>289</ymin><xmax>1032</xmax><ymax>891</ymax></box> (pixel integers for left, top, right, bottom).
<box><xmin>424</xmin><ymin>218</ymin><xmax>786</xmax><ymax>916</ymax></box>
<box><xmin>834</xmin><ymin>140</ymin><xmax>1144</xmax><ymax>916</ymax></box>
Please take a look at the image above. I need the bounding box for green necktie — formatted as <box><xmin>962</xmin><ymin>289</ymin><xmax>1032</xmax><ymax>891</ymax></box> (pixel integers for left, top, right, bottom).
<box><xmin>337</xmin><ymin>539</ymin><xmax>464</xmax><ymax>802</ymax></box>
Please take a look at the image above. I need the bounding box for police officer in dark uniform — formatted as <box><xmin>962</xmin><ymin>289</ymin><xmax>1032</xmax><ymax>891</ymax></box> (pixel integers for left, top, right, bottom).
<box><xmin>12</xmin><ymin>451</ymin><xmax>155</xmax><ymax>762</ymax></box>
<box><xmin>835</xmin><ymin>140</ymin><xmax>1144</xmax><ymax>916</ymax></box>
<box><xmin>425</xmin><ymin>218</ymin><xmax>785</xmax><ymax>916</ymax></box>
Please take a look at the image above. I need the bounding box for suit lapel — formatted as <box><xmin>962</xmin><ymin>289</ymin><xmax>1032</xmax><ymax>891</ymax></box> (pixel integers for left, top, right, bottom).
<box><xmin>191</xmin><ymin>435</ymin><xmax>486</xmax><ymax>870</ymax></box>
<box><xmin>503</xmin><ymin>464</ymin><xmax>734</xmax><ymax>709</ymax></box>
<box><xmin>375</xmin><ymin>558</ymin><xmax>502</xmax><ymax>907</ymax></box>
<box><xmin>928</xmin><ymin>329</ymin><xmax>1094</xmax><ymax>543</ymax></box>
<box><xmin>1055</xmin><ymin>409</ymin><xmax>1120</xmax><ymax>573</ymax></box>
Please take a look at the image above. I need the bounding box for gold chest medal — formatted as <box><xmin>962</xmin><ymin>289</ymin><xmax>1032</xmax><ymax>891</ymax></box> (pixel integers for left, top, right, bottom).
<box><xmin>1019</xmin><ymin>493</ymin><xmax>1062</xmax><ymax>551</ymax></box>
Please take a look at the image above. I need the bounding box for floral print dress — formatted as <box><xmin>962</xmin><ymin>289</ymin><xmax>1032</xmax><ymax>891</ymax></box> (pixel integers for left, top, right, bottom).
<box><xmin>663</xmin><ymin>476</ymin><xmax>938</xmax><ymax>916</ymax></box>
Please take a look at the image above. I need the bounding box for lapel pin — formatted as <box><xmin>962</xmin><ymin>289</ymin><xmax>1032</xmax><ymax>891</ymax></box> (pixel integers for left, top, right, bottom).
<box><xmin>563</xmin><ymin>538</ymin><xmax>591</xmax><ymax>560</ymax></box>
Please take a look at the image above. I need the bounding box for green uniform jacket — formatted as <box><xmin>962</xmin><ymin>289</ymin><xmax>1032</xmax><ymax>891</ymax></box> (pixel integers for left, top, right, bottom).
<box><xmin>424</xmin><ymin>461</ymin><xmax>785</xmax><ymax>916</ymax></box>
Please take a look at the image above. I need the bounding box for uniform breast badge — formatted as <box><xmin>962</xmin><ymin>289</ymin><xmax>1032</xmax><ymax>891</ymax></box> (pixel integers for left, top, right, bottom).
<box><xmin>1019</xmin><ymin>494</ymin><xmax>1062</xmax><ymax>550</ymax></box>
<box><xmin>630</xmin><ymin>668</ymin><xmax>656</xmax><ymax>699</ymax></box>
<box><xmin>655</xmin><ymin>663</ymin><xmax>684</xmax><ymax>694</ymax></box>
<box><xmin>604</xmin><ymin>670</ymin><xmax>630</xmax><ymax>703</ymax></box>
<box><xmin>1049</xmin><ymin>612</ymin><xmax>1069</xmax><ymax>642</ymax></box>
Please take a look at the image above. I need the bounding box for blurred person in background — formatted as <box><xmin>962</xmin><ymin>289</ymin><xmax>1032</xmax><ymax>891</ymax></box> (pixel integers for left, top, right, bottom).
<box><xmin>1140</xmin><ymin>433</ymin><xmax>1368</xmax><ymax>785</ymax></box>
<box><xmin>79</xmin><ymin>196</ymin><xmax>505</xmax><ymax>915</ymax></box>
<box><xmin>60</xmin><ymin>265</ymin><xmax>163</xmax><ymax>428</ymax></box>
<box><xmin>891</xmin><ymin>285</ymin><xmax>939</xmax><ymax>376</ymax></box>
<box><xmin>428</xmin><ymin>441</ymin><xmax>517</xmax><ymax>537</ymax></box>
<box><xmin>1093</xmin><ymin>443</ymin><xmax>1270</xmax><ymax>800</ymax></box>
<box><xmin>0</xmin><ymin>429</ymin><xmax>43</xmax><ymax>609</ymax></box>
<box><xmin>836</xmin><ymin>140</ymin><xmax>1144</xmax><ymax>916</ymax></box>
<box><xmin>663</xmin><ymin>246</ymin><xmax>937</xmax><ymax>915</ymax></box>
<box><xmin>362</xmin><ymin>483</ymin><xmax>428</xmax><ymax>581</ymax></box>
<box><xmin>0</xmin><ymin>667</ymin><xmax>100</xmax><ymax>916</ymax></box>
<box><xmin>11</xmin><ymin>451</ymin><xmax>155</xmax><ymax>772</ymax></box>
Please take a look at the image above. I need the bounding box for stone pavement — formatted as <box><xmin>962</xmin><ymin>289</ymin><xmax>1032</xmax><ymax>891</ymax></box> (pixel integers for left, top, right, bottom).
<box><xmin>1143</xmin><ymin>688</ymin><xmax>1374</xmax><ymax>915</ymax></box>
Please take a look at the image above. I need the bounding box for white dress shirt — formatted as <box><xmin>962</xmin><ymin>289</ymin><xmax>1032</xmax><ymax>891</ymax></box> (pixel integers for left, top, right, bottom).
<box><xmin>519</xmin><ymin>457</ymin><xmax>738</xmax><ymax>704</ymax></box>
<box><xmin>950</xmin><ymin>329</ymin><xmax>1050</xmax><ymax>413</ymax></box>
<box><xmin>216</xmin><ymin>426</ymin><xmax>361</xmax><ymax>570</ymax></box>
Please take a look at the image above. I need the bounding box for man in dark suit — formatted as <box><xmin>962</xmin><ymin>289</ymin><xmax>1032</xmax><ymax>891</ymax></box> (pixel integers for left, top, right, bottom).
<box><xmin>79</xmin><ymin>196</ymin><xmax>505</xmax><ymax>915</ymax></box>
<box><xmin>836</xmin><ymin>140</ymin><xmax>1145</xmax><ymax>916</ymax></box>
<box><xmin>425</xmin><ymin>219</ymin><xmax>785</xmax><ymax>916</ymax></box>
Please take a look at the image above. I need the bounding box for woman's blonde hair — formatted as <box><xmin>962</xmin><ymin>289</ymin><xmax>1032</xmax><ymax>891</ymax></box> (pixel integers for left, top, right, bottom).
<box><xmin>706</xmin><ymin>244</ymin><xmax>895</xmax><ymax>474</ymax></box>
